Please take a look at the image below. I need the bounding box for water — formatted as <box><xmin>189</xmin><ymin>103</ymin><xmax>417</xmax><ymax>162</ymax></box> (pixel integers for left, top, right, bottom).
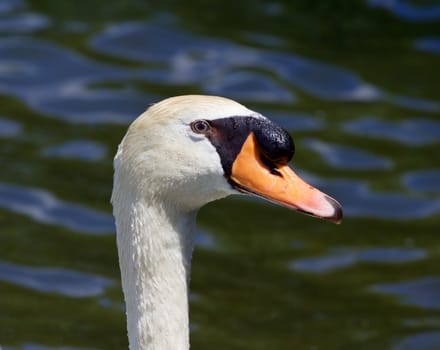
<box><xmin>0</xmin><ymin>0</ymin><xmax>439</xmax><ymax>349</ymax></box>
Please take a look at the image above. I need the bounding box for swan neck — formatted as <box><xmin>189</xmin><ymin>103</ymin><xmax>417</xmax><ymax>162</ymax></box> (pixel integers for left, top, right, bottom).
<box><xmin>115</xmin><ymin>196</ymin><xmax>196</xmax><ymax>350</ymax></box>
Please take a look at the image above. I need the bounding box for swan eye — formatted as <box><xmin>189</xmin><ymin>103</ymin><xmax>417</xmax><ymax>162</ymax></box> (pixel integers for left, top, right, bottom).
<box><xmin>191</xmin><ymin>120</ymin><xmax>211</xmax><ymax>134</ymax></box>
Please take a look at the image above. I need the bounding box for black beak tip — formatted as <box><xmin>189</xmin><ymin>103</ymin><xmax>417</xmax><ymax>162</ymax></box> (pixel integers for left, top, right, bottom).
<box><xmin>324</xmin><ymin>195</ymin><xmax>343</xmax><ymax>224</ymax></box>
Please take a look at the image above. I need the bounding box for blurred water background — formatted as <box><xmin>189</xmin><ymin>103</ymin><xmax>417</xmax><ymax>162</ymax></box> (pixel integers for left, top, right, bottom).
<box><xmin>0</xmin><ymin>0</ymin><xmax>439</xmax><ymax>349</ymax></box>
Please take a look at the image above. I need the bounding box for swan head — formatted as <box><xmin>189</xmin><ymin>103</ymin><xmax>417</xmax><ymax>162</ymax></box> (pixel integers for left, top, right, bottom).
<box><xmin>114</xmin><ymin>95</ymin><xmax>342</xmax><ymax>222</ymax></box>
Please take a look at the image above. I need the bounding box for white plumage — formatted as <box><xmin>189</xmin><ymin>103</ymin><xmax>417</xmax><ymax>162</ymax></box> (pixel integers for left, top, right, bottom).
<box><xmin>112</xmin><ymin>95</ymin><xmax>341</xmax><ymax>350</ymax></box>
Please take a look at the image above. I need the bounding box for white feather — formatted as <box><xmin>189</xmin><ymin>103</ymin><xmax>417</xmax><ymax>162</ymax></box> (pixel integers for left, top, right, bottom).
<box><xmin>112</xmin><ymin>95</ymin><xmax>259</xmax><ymax>350</ymax></box>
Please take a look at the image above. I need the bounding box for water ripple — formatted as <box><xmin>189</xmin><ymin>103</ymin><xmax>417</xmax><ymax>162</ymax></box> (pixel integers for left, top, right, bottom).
<box><xmin>393</xmin><ymin>332</ymin><xmax>440</xmax><ymax>350</ymax></box>
<box><xmin>261</xmin><ymin>51</ymin><xmax>383</xmax><ymax>101</ymax></box>
<box><xmin>290</xmin><ymin>247</ymin><xmax>426</xmax><ymax>273</ymax></box>
<box><xmin>317</xmin><ymin>178</ymin><xmax>440</xmax><ymax>220</ymax></box>
<box><xmin>91</xmin><ymin>20</ymin><xmax>440</xmax><ymax>113</ymax></box>
<box><xmin>0</xmin><ymin>12</ymin><xmax>49</xmax><ymax>33</ymax></box>
<box><xmin>371</xmin><ymin>276</ymin><xmax>440</xmax><ymax>310</ymax></box>
<box><xmin>0</xmin><ymin>183</ymin><xmax>114</xmax><ymax>234</ymax></box>
<box><xmin>367</xmin><ymin>0</ymin><xmax>440</xmax><ymax>22</ymax></box>
<box><xmin>263</xmin><ymin>110</ymin><xmax>324</xmax><ymax>131</ymax></box>
<box><xmin>303</xmin><ymin>139</ymin><xmax>392</xmax><ymax>170</ymax></box>
<box><xmin>343</xmin><ymin>117</ymin><xmax>440</xmax><ymax>146</ymax></box>
<box><xmin>0</xmin><ymin>117</ymin><xmax>21</xmax><ymax>137</ymax></box>
<box><xmin>206</xmin><ymin>71</ymin><xmax>295</xmax><ymax>103</ymax></box>
<box><xmin>0</xmin><ymin>37</ymin><xmax>149</xmax><ymax>124</ymax></box>
<box><xmin>0</xmin><ymin>260</ymin><xmax>113</xmax><ymax>298</ymax></box>
<box><xmin>391</xmin><ymin>95</ymin><xmax>440</xmax><ymax>113</ymax></box>
<box><xmin>195</xmin><ymin>230</ymin><xmax>217</xmax><ymax>250</ymax></box>
<box><xmin>43</xmin><ymin>140</ymin><xmax>107</xmax><ymax>161</ymax></box>
<box><xmin>91</xmin><ymin>21</ymin><xmax>384</xmax><ymax>102</ymax></box>
<box><xmin>403</xmin><ymin>169</ymin><xmax>440</xmax><ymax>193</ymax></box>
<box><xmin>415</xmin><ymin>37</ymin><xmax>440</xmax><ymax>55</ymax></box>
<box><xmin>4</xmin><ymin>344</ymin><xmax>96</xmax><ymax>350</ymax></box>
<box><xmin>0</xmin><ymin>17</ymin><xmax>436</xmax><ymax>127</ymax></box>
<box><xmin>0</xmin><ymin>0</ymin><xmax>23</xmax><ymax>15</ymax></box>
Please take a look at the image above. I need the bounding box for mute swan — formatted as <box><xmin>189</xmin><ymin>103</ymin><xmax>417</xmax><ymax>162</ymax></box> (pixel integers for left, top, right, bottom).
<box><xmin>111</xmin><ymin>95</ymin><xmax>342</xmax><ymax>350</ymax></box>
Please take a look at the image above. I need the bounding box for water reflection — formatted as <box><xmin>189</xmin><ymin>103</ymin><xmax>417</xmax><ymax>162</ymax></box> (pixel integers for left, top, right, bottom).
<box><xmin>195</xmin><ymin>230</ymin><xmax>216</xmax><ymax>250</ymax></box>
<box><xmin>403</xmin><ymin>169</ymin><xmax>440</xmax><ymax>193</ymax></box>
<box><xmin>290</xmin><ymin>247</ymin><xmax>426</xmax><ymax>273</ymax></box>
<box><xmin>263</xmin><ymin>110</ymin><xmax>324</xmax><ymax>131</ymax></box>
<box><xmin>390</xmin><ymin>95</ymin><xmax>439</xmax><ymax>113</ymax></box>
<box><xmin>0</xmin><ymin>260</ymin><xmax>113</xmax><ymax>298</ymax></box>
<box><xmin>0</xmin><ymin>12</ymin><xmax>48</xmax><ymax>33</ymax></box>
<box><xmin>318</xmin><ymin>178</ymin><xmax>440</xmax><ymax>219</ymax></box>
<box><xmin>303</xmin><ymin>139</ymin><xmax>392</xmax><ymax>170</ymax></box>
<box><xmin>393</xmin><ymin>332</ymin><xmax>440</xmax><ymax>350</ymax></box>
<box><xmin>343</xmin><ymin>117</ymin><xmax>440</xmax><ymax>146</ymax></box>
<box><xmin>43</xmin><ymin>140</ymin><xmax>107</xmax><ymax>161</ymax></box>
<box><xmin>0</xmin><ymin>117</ymin><xmax>21</xmax><ymax>138</ymax></box>
<box><xmin>0</xmin><ymin>37</ymin><xmax>148</xmax><ymax>124</ymax></box>
<box><xmin>367</xmin><ymin>0</ymin><xmax>440</xmax><ymax>22</ymax></box>
<box><xmin>0</xmin><ymin>11</ymin><xmax>437</xmax><ymax>131</ymax></box>
<box><xmin>4</xmin><ymin>344</ymin><xmax>95</xmax><ymax>350</ymax></box>
<box><xmin>415</xmin><ymin>37</ymin><xmax>440</xmax><ymax>55</ymax></box>
<box><xmin>206</xmin><ymin>71</ymin><xmax>295</xmax><ymax>103</ymax></box>
<box><xmin>0</xmin><ymin>0</ymin><xmax>24</xmax><ymax>15</ymax></box>
<box><xmin>371</xmin><ymin>276</ymin><xmax>440</xmax><ymax>310</ymax></box>
<box><xmin>0</xmin><ymin>183</ymin><xmax>114</xmax><ymax>234</ymax></box>
<box><xmin>91</xmin><ymin>21</ymin><xmax>384</xmax><ymax>103</ymax></box>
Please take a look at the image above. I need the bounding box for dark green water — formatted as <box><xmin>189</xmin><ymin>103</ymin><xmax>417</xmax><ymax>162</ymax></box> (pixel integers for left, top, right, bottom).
<box><xmin>1</xmin><ymin>0</ymin><xmax>439</xmax><ymax>349</ymax></box>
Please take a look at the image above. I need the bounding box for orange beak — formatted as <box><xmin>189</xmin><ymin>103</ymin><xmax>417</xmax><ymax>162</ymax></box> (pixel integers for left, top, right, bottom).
<box><xmin>231</xmin><ymin>133</ymin><xmax>342</xmax><ymax>224</ymax></box>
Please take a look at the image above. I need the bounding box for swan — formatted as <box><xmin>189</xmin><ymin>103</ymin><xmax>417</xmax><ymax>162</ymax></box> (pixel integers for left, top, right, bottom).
<box><xmin>111</xmin><ymin>95</ymin><xmax>342</xmax><ymax>350</ymax></box>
